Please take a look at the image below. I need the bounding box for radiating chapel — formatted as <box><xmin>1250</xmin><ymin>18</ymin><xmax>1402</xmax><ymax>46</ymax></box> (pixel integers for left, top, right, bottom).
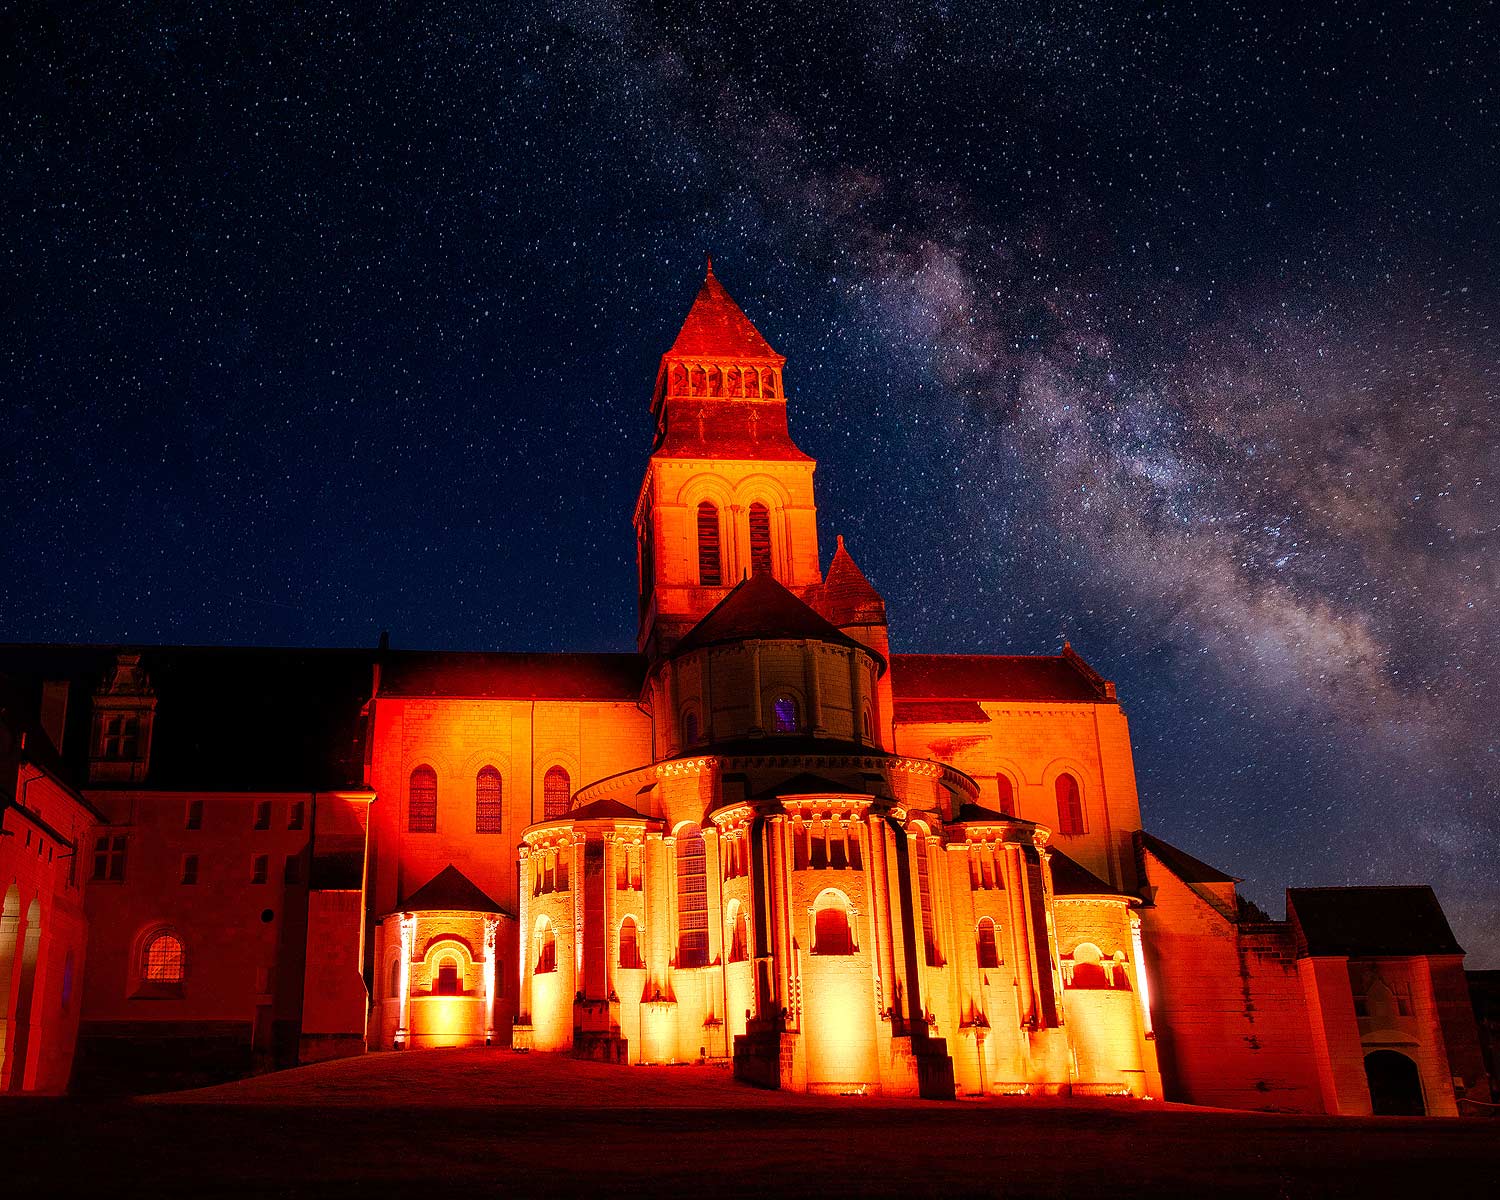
<box><xmin>0</xmin><ymin>265</ymin><xmax>1491</xmax><ymax>1114</ymax></box>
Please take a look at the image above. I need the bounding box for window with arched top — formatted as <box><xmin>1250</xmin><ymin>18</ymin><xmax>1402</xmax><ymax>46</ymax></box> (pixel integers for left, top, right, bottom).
<box><xmin>619</xmin><ymin>916</ymin><xmax>644</xmax><ymax>969</ymax></box>
<box><xmin>535</xmin><ymin>920</ymin><xmax>557</xmax><ymax>974</ymax></box>
<box><xmin>690</xmin><ymin>365</ymin><xmax>706</xmax><ymax>396</ymax></box>
<box><xmin>669</xmin><ymin>363</ymin><xmax>688</xmax><ymax>395</ymax></box>
<box><xmin>543</xmin><ymin>767</ymin><xmax>571</xmax><ymax>820</ymax></box>
<box><xmin>435</xmin><ymin>955</ymin><xmax>461</xmax><ymax>995</ymax></box>
<box><xmin>762</xmin><ymin>370</ymin><xmax>778</xmax><ymax>399</ymax></box>
<box><xmin>476</xmin><ymin>766</ymin><xmax>503</xmax><ymax>833</ymax></box>
<box><xmin>977</xmin><ymin>918</ymin><xmax>1000</xmax><ymax>969</ymax></box>
<box><xmin>142</xmin><ymin>932</ymin><xmax>185</xmax><ymax>983</ymax></box>
<box><xmin>996</xmin><ymin>774</ymin><xmax>1015</xmax><ymax>816</ymax></box>
<box><xmin>771</xmin><ymin>694</ymin><xmax>799</xmax><ymax>735</ymax></box>
<box><xmin>1055</xmin><ymin>773</ymin><xmax>1084</xmax><ymax>836</ymax></box>
<box><xmin>744</xmin><ymin>368</ymin><xmax>761</xmax><ymax>398</ymax></box>
<box><xmin>682</xmin><ymin>709</ymin><xmax>700</xmax><ymax>747</ymax></box>
<box><xmin>408</xmin><ymin>766</ymin><xmax>437</xmax><ymax>833</ymax></box>
<box><xmin>707</xmin><ymin>365</ymin><xmax>723</xmax><ymax>397</ymax></box>
<box><xmin>677</xmin><ymin>825</ymin><xmax>709</xmax><ymax>967</ymax></box>
<box><xmin>728</xmin><ymin>905</ymin><xmax>749</xmax><ymax>963</ymax></box>
<box><xmin>726</xmin><ymin>366</ymin><xmax>743</xmax><ymax>397</ymax></box>
<box><xmin>748</xmin><ymin>502</ymin><xmax>773</xmax><ymax>575</ymax></box>
<box><xmin>813</xmin><ymin>901</ymin><xmax>855</xmax><ymax>956</ymax></box>
<box><xmin>388</xmin><ymin>958</ymin><xmax>402</xmax><ymax>998</ymax></box>
<box><xmin>1068</xmin><ymin>942</ymin><xmax>1109</xmax><ymax>989</ymax></box>
<box><xmin>697</xmin><ymin>501</ymin><xmax>723</xmax><ymax>586</ymax></box>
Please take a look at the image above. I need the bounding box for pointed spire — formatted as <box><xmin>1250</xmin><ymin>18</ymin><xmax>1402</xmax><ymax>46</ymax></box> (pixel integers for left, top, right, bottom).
<box><xmin>813</xmin><ymin>535</ymin><xmax>887</xmax><ymax>628</ymax></box>
<box><xmin>667</xmin><ymin>261</ymin><xmax>781</xmax><ymax>360</ymax></box>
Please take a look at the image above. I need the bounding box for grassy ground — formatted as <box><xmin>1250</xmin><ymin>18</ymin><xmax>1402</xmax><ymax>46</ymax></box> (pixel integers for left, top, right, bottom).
<box><xmin>3</xmin><ymin>1047</ymin><xmax>1496</xmax><ymax>1197</ymax></box>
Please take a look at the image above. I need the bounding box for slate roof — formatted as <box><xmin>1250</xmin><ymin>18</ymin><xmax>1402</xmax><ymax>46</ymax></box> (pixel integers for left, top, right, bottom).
<box><xmin>889</xmin><ymin>652</ymin><xmax>1111</xmax><ymax>704</ymax></box>
<box><xmin>805</xmin><ymin>536</ymin><xmax>886</xmax><ymax>627</ymax></box>
<box><xmin>892</xmin><ymin>700</ymin><xmax>990</xmax><ymax>724</ymax></box>
<box><xmin>1049</xmin><ymin>850</ymin><xmax>1123</xmax><ymax>897</ymax></box>
<box><xmin>378</xmin><ymin>651</ymin><xmax>645</xmax><ymax>700</ymax></box>
<box><xmin>566</xmin><ymin>797</ymin><xmax>653</xmax><ymax>823</ymax></box>
<box><xmin>1137</xmin><ymin>831</ymin><xmax>1238</xmax><ymax>884</ymax></box>
<box><xmin>666</xmin><ymin>261</ymin><xmax>782</xmax><ymax>361</ymax></box>
<box><xmin>651</xmin><ymin>398</ymin><xmax>812</xmax><ymax>462</ymax></box>
<box><xmin>1287</xmin><ymin>886</ymin><xmax>1464</xmax><ymax>958</ymax></box>
<box><xmin>400</xmin><ymin>864</ymin><xmax>504</xmax><ymax>914</ymax></box>
<box><xmin>0</xmin><ymin>644</ymin><xmax>371</xmax><ymax>792</ymax></box>
<box><xmin>673</xmin><ymin>573</ymin><xmax>873</xmax><ymax>661</ymax></box>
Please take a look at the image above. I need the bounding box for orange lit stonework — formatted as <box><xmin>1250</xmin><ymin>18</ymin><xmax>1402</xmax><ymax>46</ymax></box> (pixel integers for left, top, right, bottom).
<box><xmin>0</xmin><ymin>265</ymin><xmax>1489</xmax><ymax>1112</ymax></box>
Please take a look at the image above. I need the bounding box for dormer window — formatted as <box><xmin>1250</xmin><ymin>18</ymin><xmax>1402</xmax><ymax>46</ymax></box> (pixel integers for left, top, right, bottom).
<box><xmin>91</xmin><ymin>653</ymin><xmax>157</xmax><ymax>783</ymax></box>
<box><xmin>102</xmin><ymin>714</ymin><xmax>139</xmax><ymax>759</ymax></box>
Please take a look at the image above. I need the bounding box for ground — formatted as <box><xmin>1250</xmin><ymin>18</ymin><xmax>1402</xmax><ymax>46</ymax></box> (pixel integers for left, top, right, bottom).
<box><xmin>4</xmin><ymin>1049</ymin><xmax>1497</xmax><ymax>1197</ymax></box>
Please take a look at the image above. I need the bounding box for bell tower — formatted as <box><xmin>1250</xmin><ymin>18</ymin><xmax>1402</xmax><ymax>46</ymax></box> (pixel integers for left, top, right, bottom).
<box><xmin>635</xmin><ymin>260</ymin><xmax>822</xmax><ymax>659</ymax></box>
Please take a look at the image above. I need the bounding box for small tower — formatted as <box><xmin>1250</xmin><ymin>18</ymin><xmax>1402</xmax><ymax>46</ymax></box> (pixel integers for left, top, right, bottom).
<box><xmin>635</xmin><ymin>261</ymin><xmax>822</xmax><ymax>659</ymax></box>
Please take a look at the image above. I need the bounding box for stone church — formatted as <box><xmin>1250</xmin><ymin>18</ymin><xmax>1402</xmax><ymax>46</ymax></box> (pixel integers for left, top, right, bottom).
<box><xmin>0</xmin><ymin>265</ymin><xmax>1491</xmax><ymax>1114</ymax></box>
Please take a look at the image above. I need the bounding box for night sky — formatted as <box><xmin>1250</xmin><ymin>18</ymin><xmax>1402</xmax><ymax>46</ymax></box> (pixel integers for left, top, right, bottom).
<box><xmin>4</xmin><ymin>4</ymin><xmax>1496</xmax><ymax>962</ymax></box>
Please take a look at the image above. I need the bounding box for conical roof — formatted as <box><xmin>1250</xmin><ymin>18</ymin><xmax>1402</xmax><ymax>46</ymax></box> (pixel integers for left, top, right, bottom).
<box><xmin>667</xmin><ymin>260</ymin><xmax>781</xmax><ymax>361</ymax></box>
<box><xmin>399</xmin><ymin>864</ymin><xmax>504</xmax><ymax>914</ymax></box>
<box><xmin>810</xmin><ymin>535</ymin><xmax>886</xmax><ymax>627</ymax></box>
<box><xmin>673</xmin><ymin>571</ymin><xmax>871</xmax><ymax>659</ymax></box>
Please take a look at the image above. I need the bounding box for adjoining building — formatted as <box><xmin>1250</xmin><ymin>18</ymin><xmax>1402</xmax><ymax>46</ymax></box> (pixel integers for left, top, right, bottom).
<box><xmin>0</xmin><ymin>265</ymin><xmax>1490</xmax><ymax>1113</ymax></box>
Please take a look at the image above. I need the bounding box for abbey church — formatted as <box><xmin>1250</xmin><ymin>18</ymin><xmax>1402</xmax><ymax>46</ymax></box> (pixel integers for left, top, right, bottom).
<box><xmin>0</xmin><ymin>266</ymin><xmax>1491</xmax><ymax>1115</ymax></box>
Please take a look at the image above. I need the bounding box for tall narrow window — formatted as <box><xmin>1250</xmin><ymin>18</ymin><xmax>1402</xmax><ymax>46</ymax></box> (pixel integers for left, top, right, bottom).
<box><xmin>476</xmin><ymin>766</ymin><xmax>504</xmax><ymax>833</ymax></box>
<box><xmin>180</xmin><ymin>855</ymin><xmax>199</xmax><ymax>886</ymax></box>
<box><xmin>677</xmin><ymin>825</ymin><xmax>709</xmax><ymax>967</ymax></box>
<box><xmin>697</xmin><ymin>502</ymin><xmax>723</xmax><ymax>586</ymax></box>
<box><xmin>253</xmin><ymin>801</ymin><xmax>271</xmax><ymax>830</ymax></box>
<box><xmin>728</xmin><ymin>907</ymin><xmax>748</xmax><ymax>963</ymax></box>
<box><xmin>748</xmin><ymin>502</ymin><xmax>773</xmax><ymax>575</ymax></box>
<box><xmin>996</xmin><ymin>774</ymin><xmax>1015</xmax><ymax>816</ymax></box>
<box><xmin>917</xmin><ymin>834</ymin><xmax>939</xmax><ymax>967</ymax></box>
<box><xmin>92</xmin><ymin>834</ymin><xmax>126</xmax><ymax>882</ymax></box>
<box><xmin>619</xmin><ymin>916</ymin><xmax>643</xmax><ymax>969</ymax></box>
<box><xmin>1055</xmin><ymin>774</ymin><xmax>1084</xmax><ymax>836</ymax></box>
<box><xmin>772</xmin><ymin>694</ymin><xmax>799</xmax><ymax>734</ymax></box>
<box><xmin>543</xmin><ymin>766</ymin><xmax>570</xmax><ymax>820</ymax></box>
<box><xmin>435</xmin><ymin>957</ymin><xmax>461</xmax><ymax>995</ymax></box>
<box><xmin>185</xmin><ymin>800</ymin><xmax>203</xmax><ymax>830</ymax></box>
<box><xmin>682</xmin><ymin>710</ymin><xmax>699</xmax><ymax>747</ymax></box>
<box><xmin>977</xmin><ymin>918</ymin><xmax>1000</xmax><ymax>969</ymax></box>
<box><xmin>535</xmin><ymin>921</ymin><xmax>557</xmax><ymax>973</ymax></box>
<box><xmin>288</xmin><ymin>801</ymin><xmax>306</xmax><ymax>830</ymax></box>
<box><xmin>251</xmin><ymin>854</ymin><xmax>269</xmax><ymax>884</ymax></box>
<box><xmin>409</xmin><ymin>766</ymin><xmax>438</xmax><ymax>833</ymax></box>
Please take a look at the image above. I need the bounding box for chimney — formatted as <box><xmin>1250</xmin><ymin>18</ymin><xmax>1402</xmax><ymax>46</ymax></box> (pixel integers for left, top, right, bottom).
<box><xmin>39</xmin><ymin>680</ymin><xmax>69</xmax><ymax>754</ymax></box>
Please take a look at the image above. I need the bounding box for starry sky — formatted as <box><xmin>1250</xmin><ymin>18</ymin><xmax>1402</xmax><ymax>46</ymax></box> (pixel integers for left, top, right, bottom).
<box><xmin>4</xmin><ymin>3</ymin><xmax>1497</xmax><ymax>962</ymax></box>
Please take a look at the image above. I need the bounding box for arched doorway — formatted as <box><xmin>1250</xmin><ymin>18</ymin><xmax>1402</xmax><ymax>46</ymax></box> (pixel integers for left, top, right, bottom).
<box><xmin>1364</xmin><ymin>1049</ymin><xmax>1424</xmax><ymax>1115</ymax></box>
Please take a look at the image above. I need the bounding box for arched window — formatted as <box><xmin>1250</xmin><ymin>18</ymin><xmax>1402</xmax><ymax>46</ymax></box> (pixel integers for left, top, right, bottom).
<box><xmin>543</xmin><ymin>767</ymin><xmax>571</xmax><ymax>820</ymax></box>
<box><xmin>748</xmin><ymin>502</ymin><xmax>773</xmax><ymax>575</ymax></box>
<box><xmin>771</xmin><ymin>694</ymin><xmax>799</xmax><ymax>735</ymax></box>
<box><xmin>388</xmin><ymin>958</ymin><xmax>402</xmax><ymax>998</ymax></box>
<box><xmin>682</xmin><ymin>709</ymin><xmax>700</xmax><ymax>747</ymax></box>
<box><xmin>1055</xmin><ymin>773</ymin><xmax>1084</xmax><ymax>836</ymax></box>
<box><xmin>676</xmin><ymin>825</ymin><xmax>709</xmax><ymax>968</ymax></box>
<box><xmin>690</xmin><ymin>365</ymin><xmax>706</xmax><ymax>396</ymax></box>
<box><xmin>728</xmin><ymin>905</ymin><xmax>749</xmax><ymax>963</ymax></box>
<box><xmin>726</xmin><ymin>366</ymin><xmax>743</xmax><ymax>397</ymax></box>
<box><xmin>669</xmin><ymin>363</ymin><xmax>688</xmax><ymax>395</ymax></box>
<box><xmin>996</xmin><ymin>774</ymin><xmax>1015</xmax><ymax>816</ymax></box>
<box><xmin>476</xmin><ymin>766</ymin><xmax>503</xmax><ymax>833</ymax></box>
<box><xmin>861</xmin><ymin>707</ymin><xmax>873</xmax><ymax>742</ymax></box>
<box><xmin>142</xmin><ymin>932</ymin><xmax>185</xmax><ymax>983</ymax></box>
<box><xmin>813</xmin><ymin>900</ymin><xmax>855</xmax><ymax>955</ymax></box>
<box><xmin>707</xmin><ymin>365</ymin><xmax>723</xmax><ymax>397</ymax></box>
<box><xmin>408</xmin><ymin>766</ymin><xmax>437</xmax><ymax>833</ymax></box>
<box><xmin>697</xmin><ymin>502</ymin><xmax>723</xmax><ymax>586</ymax></box>
<box><xmin>535</xmin><ymin>920</ymin><xmax>557</xmax><ymax>974</ymax></box>
<box><xmin>977</xmin><ymin>918</ymin><xmax>1000</xmax><ymax>969</ymax></box>
<box><xmin>1068</xmin><ymin>942</ymin><xmax>1109</xmax><ymax>989</ymax></box>
<box><xmin>762</xmin><ymin>369</ymin><xmax>778</xmax><ymax>399</ymax></box>
<box><xmin>744</xmin><ymin>368</ymin><xmax>761</xmax><ymax>398</ymax></box>
<box><xmin>435</xmin><ymin>955</ymin><xmax>461</xmax><ymax>995</ymax></box>
<box><xmin>618</xmin><ymin>916</ymin><xmax>643</xmax><ymax>969</ymax></box>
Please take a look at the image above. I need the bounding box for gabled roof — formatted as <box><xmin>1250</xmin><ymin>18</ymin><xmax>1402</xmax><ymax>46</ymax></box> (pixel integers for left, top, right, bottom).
<box><xmin>1137</xmin><ymin>831</ymin><xmax>1238</xmax><ymax>884</ymax></box>
<box><xmin>666</xmin><ymin>261</ymin><xmax>781</xmax><ymax>361</ymax></box>
<box><xmin>806</xmin><ymin>536</ymin><xmax>886</xmax><ymax>627</ymax></box>
<box><xmin>1049</xmin><ymin>850</ymin><xmax>1123</xmax><ymax>897</ymax></box>
<box><xmin>378</xmin><ymin>651</ymin><xmax>645</xmax><ymax>700</ymax></box>
<box><xmin>400</xmin><ymin>865</ymin><xmax>503</xmax><ymax>914</ymax></box>
<box><xmin>1287</xmin><ymin>887</ymin><xmax>1464</xmax><ymax>958</ymax></box>
<box><xmin>673</xmin><ymin>573</ymin><xmax>873</xmax><ymax>661</ymax></box>
<box><xmin>889</xmin><ymin>652</ymin><xmax>1111</xmax><ymax>704</ymax></box>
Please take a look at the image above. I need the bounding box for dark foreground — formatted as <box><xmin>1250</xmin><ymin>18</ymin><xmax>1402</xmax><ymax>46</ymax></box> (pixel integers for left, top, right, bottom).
<box><xmin>4</xmin><ymin>1049</ymin><xmax>1496</xmax><ymax>1198</ymax></box>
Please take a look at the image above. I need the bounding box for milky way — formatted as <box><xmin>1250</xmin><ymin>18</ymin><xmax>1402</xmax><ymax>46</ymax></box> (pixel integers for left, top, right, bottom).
<box><xmin>3</xmin><ymin>3</ymin><xmax>1496</xmax><ymax>959</ymax></box>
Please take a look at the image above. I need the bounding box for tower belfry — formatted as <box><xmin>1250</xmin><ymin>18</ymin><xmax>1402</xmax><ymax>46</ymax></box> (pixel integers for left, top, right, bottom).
<box><xmin>635</xmin><ymin>262</ymin><xmax>822</xmax><ymax>658</ymax></box>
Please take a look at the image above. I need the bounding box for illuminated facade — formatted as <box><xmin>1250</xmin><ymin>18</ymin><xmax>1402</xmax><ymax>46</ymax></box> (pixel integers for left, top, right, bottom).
<box><xmin>0</xmin><ymin>265</ymin><xmax>1491</xmax><ymax>1112</ymax></box>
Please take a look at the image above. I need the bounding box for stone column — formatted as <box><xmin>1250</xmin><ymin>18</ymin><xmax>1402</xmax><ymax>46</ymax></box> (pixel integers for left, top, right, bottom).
<box><xmin>849</xmin><ymin>649</ymin><xmax>865</xmax><ymax>745</ymax></box>
<box><xmin>805</xmin><ymin>645</ymin><xmax>825</xmax><ymax>735</ymax></box>
<box><xmin>517</xmin><ymin>846</ymin><xmax>533</xmax><ymax>1023</ymax></box>
<box><xmin>483</xmin><ymin>914</ymin><xmax>500</xmax><ymax>1044</ymax></box>
<box><xmin>748</xmin><ymin>641</ymin><xmax>764</xmax><ymax>734</ymax></box>
<box><xmin>395</xmin><ymin>912</ymin><xmax>417</xmax><ymax>1048</ymax></box>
